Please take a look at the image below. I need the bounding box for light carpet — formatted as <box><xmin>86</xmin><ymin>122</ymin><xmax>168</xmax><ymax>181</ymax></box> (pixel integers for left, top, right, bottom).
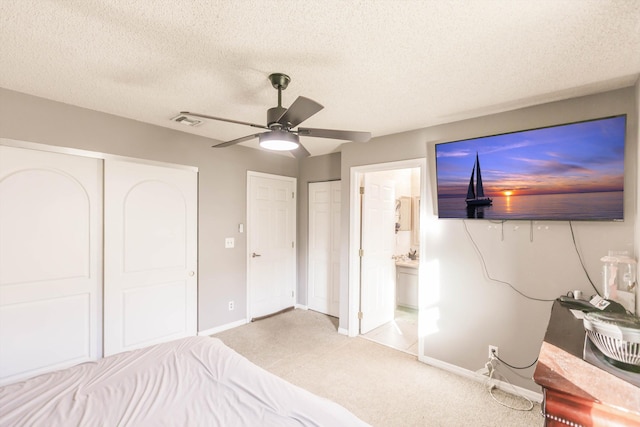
<box><xmin>214</xmin><ymin>308</ymin><xmax>543</xmax><ymax>427</ymax></box>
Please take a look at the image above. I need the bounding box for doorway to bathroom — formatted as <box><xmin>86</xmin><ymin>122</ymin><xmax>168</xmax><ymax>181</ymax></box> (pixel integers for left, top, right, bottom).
<box><xmin>348</xmin><ymin>159</ymin><xmax>426</xmax><ymax>356</ymax></box>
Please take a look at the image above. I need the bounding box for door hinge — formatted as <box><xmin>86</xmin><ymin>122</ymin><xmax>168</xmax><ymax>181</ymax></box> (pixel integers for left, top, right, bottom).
<box><xmin>292</xmin><ymin>241</ymin><xmax>295</xmax><ymax>248</ymax></box>
<box><xmin>358</xmin><ymin>311</ymin><xmax>363</xmax><ymax>320</ymax></box>
<box><xmin>360</xmin><ymin>186</ymin><xmax>364</xmax><ymax>195</ymax></box>
<box><xmin>359</xmin><ymin>248</ymin><xmax>364</xmax><ymax>257</ymax></box>
<box><xmin>291</xmin><ymin>290</ymin><xmax>295</xmax><ymax>298</ymax></box>
<box><xmin>292</xmin><ymin>192</ymin><xmax>295</xmax><ymax>199</ymax></box>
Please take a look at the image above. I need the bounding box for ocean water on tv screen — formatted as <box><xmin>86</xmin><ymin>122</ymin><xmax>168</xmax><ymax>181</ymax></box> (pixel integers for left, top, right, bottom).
<box><xmin>438</xmin><ymin>191</ymin><xmax>623</xmax><ymax>220</ymax></box>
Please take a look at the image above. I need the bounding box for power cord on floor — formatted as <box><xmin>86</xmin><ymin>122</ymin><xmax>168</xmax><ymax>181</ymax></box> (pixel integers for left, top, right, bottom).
<box><xmin>485</xmin><ymin>353</ymin><xmax>534</xmax><ymax>412</ymax></box>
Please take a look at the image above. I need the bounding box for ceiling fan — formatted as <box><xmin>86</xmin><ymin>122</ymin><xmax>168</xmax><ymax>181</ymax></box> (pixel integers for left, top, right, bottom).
<box><xmin>180</xmin><ymin>73</ymin><xmax>371</xmax><ymax>158</ymax></box>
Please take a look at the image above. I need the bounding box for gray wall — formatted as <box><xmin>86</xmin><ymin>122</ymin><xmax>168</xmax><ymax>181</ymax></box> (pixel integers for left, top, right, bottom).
<box><xmin>0</xmin><ymin>87</ymin><xmax>298</xmax><ymax>332</ymax></box>
<box><xmin>2</xmin><ymin>84</ymin><xmax>638</xmax><ymax>394</ymax></box>
<box><xmin>339</xmin><ymin>86</ymin><xmax>638</xmax><ymax>392</ymax></box>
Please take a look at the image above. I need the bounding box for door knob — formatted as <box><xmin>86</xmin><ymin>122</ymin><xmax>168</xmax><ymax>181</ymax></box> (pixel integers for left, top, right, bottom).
<box><xmin>188</xmin><ymin>271</ymin><xmax>195</xmax><ymax>277</ymax></box>
<box><xmin>251</xmin><ymin>252</ymin><xmax>261</xmax><ymax>258</ymax></box>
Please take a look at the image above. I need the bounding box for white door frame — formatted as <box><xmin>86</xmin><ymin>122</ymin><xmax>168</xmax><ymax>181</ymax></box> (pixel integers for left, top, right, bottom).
<box><xmin>348</xmin><ymin>158</ymin><xmax>427</xmax><ymax>337</ymax></box>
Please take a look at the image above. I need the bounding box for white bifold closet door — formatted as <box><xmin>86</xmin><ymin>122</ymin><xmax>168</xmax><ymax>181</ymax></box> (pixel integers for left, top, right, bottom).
<box><xmin>308</xmin><ymin>181</ymin><xmax>341</xmax><ymax>317</ymax></box>
<box><xmin>103</xmin><ymin>160</ymin><xmax>197</xmax><ymax>357</ymax></box>
<box><xmin>0</xmin><ymin>146</ymin><xmax>102</xmax><ymax>385</ymax></box>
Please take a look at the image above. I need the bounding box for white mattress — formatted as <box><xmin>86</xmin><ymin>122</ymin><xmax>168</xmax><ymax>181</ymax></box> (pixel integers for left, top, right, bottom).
<box><xmin>0</xmin><ymin>336</ymin><xmax>369</xmax><ymax>426</ymax></box>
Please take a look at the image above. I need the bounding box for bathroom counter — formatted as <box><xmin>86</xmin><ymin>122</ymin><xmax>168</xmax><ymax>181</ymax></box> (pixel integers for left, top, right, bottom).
<box><xmin>395</xmin><ymin>260</ymin><xmax>419</xmax><ymax>269</ymax></box>
<box><xmin>395</xmin><ymin>261</ymin><xmax>418</xmax><ymax>308</ymax></box>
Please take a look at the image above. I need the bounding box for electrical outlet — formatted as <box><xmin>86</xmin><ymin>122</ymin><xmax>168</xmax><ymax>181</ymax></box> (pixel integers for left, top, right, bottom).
<box><xmin>225</xmin><ymin>237</ymin><xmax>235</xmax><ymax>249</ymax></box>
<box><xmin>488</xmin><ymin>345</ymin><xmax>499</xmax><ymax>359</ymax></box>
<box><xmin>228</xmin><ymin>301</ymin><xmax>234</xmax><ymax>311</ymax></box>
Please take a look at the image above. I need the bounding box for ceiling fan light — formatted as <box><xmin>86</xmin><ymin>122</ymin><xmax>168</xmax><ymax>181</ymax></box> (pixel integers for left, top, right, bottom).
<box><xmin>259</xmin><ymin>130</ymin><xmax>299</xmax><ymax>151</ymax></box>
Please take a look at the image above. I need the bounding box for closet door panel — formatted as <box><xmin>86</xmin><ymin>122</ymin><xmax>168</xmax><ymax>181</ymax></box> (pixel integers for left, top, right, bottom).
<box><xmin>0</xmin><ymin>146</ymin><xmax>101</xmax><ymax>385</ymax></box>
<box><xmin>308</xmin><ymin>180</ymin><xmax>340</xmax><ymax>317</ymax></box>
<box><xmin>0</xmin><ymin>294</ymin><xmax>90</xmax><ymax>379</ymax></box>
<box><xmin>104</xmin><ymin>160</ymin><xmax>197</xmax><ymax>356</ymax></box>
<box><xmin>123</xmin><ymin>281</ymin><xmax>187</xmax><ymax>346</ymax></box>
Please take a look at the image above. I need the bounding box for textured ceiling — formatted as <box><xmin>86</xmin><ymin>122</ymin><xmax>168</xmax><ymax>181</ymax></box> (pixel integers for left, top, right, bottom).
<box><xmin>1</xmin><ymin>0</ymin><xmax>639</xmax><ymax>157</ymax></box>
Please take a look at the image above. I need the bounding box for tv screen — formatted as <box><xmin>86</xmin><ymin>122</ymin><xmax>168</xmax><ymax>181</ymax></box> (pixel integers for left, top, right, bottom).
<box><xmin>435</xmin><ymin>115</ymin><xmax>626</xmax><ymax>221</ymax></box>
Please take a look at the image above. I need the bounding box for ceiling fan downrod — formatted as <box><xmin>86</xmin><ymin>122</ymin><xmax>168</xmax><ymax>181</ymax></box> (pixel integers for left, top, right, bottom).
<box><xmin>267</xmin><ymin>73</ymin><xmax>290</xmax><ymax>128</ymax></box>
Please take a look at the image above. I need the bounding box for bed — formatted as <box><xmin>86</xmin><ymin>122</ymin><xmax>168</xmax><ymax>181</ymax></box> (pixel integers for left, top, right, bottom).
<box><xmin>0</xmin><ymin>336</ymin><xmax>370</xmax><ymax>426</ymax></box>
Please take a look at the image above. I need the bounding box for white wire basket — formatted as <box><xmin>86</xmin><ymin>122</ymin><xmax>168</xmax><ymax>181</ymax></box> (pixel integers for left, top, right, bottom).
<box><xmin>583</xmin><ymin>312</ymin><xmax>640</xmax><ymax>367</ymax></box>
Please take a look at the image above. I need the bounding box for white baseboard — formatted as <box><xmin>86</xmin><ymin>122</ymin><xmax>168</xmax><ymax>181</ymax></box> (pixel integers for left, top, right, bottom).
<box><xmin>418</xmin><ymin>355</ymin><xmax>543</xmax><ymax>403</ymax></box>
<box><xmin>338</xmin><ymin>327</ymin><xmax>349</xmax><ymax>336</ymax></box>
<box><xmin>295</xmin><ymin>304</ymin><xmax>308</xmax><ymax>310</ymax></box>
<box><xmin>198</xmin><ymin>318</ymin><xmax>248</xmax><ymax>337</ymax></box>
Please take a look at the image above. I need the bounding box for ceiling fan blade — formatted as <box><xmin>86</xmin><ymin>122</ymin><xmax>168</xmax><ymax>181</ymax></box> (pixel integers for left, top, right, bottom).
<box><xmin>291</xmin><ymin>142</ymin><xmax>311</xmax><ymax>159</ymax></box>
<box><xmin>212</xmin><ymin>133</ymin><xmax>263</xmax><ymax>148</ymax></box>
<box><xmin>276</xmin><ymin>96</ymin><xmax>323</xmax><ymax>128</ymax></box>
<box><xmin>181</xmin><ymin>111</ymin><xmax>268</xmax><ymax>130</ymax></box>
<box><xmin>297</xmin><ymin>127</ymin><xmax>371</xmax><ymax>143</ymax></box>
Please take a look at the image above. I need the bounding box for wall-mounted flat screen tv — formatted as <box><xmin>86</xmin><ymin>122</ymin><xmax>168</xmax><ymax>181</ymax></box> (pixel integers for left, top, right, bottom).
<box><xmin>435</xmin><ymin>115</ymin><xmax>626</xmax><ymax>221</ymax></box>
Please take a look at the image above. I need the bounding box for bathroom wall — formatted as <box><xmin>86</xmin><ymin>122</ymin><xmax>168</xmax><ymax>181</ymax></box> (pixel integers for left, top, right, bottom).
<box><xmin>393</xmin><ymin>168</ymin><xmax>420</xmax><ymax>258</ymax></box>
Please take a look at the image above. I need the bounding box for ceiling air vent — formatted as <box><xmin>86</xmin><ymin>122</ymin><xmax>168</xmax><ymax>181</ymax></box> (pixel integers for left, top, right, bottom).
<box><xmin>171</xmin><ymin>114</ymin><xmax>203</xmax><ymax>127</ymax></box>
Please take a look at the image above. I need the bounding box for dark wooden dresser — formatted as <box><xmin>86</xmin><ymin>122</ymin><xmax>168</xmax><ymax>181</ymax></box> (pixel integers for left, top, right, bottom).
<box><xmin>534</xmin><ymin>301</ymin><xmax>640</xmax><ymax>426</ymax></box>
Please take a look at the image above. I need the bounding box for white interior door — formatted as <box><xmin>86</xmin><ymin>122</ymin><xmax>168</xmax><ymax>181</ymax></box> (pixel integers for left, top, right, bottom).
<box><xmin>360</xmin><ymin>173</ymin><xmax>396</xmax><ymax>334</ymax></box>
<box><xmin>308</xmin><ymin>181</ymin><xmax>340</xmax><ymax>317</ymax></box>
<box><xmin>247</xmin><ymin>172</ymin><xmax>296</xmax><ymax>320</ymax></box>
<box><xmin>104</xmin><ymin>159</ymin><xmax>197</xmax><ymax>356</ymax></box>
<box><xmin>0</xmin><ymin>145</ymin><xmax>102</xmax><ymax>385</ymax></box>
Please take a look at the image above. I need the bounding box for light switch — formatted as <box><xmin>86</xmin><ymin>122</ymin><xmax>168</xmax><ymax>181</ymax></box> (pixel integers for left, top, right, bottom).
<box><xmin>225</xmin><ymin>237</ymin><xmax>235</xmax><ymax>248</ymax></box>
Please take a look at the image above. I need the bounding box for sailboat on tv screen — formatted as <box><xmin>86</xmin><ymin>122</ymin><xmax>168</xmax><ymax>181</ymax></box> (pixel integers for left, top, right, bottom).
<box><xmin>465</xmin><ymin>153</ymin><xmax>493</xmax><ymax>207</ymax></box>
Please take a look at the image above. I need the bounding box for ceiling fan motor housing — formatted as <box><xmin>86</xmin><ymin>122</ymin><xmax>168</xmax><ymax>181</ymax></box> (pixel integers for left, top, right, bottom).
<box><xmin>267</xmin><ymin>106</ymin><xmax>288</xmax><ymax>128</ymax></box>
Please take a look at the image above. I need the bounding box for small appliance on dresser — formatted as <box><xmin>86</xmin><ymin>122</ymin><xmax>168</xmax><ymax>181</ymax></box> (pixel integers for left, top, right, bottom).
<box><xmin>534</xmin><ymin>302</ymin><xmax>640</xmax><ymax>427</ymax></box>
<box><xmin>601</xmin><ymin>251</ymin><xmax>637</xmax><ymax>314</ymax></box>
<box><xmin>582</xmin><ymin>311</ymin><xmax>640</xmax><ymax>387</ymax></box>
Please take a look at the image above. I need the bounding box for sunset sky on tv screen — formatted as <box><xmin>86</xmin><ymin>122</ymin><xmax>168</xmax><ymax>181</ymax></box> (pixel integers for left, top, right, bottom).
<box><xmin>436</xmin><ymin>115</ymin><xmax>626</xmax><ymax>199</ymax></box>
